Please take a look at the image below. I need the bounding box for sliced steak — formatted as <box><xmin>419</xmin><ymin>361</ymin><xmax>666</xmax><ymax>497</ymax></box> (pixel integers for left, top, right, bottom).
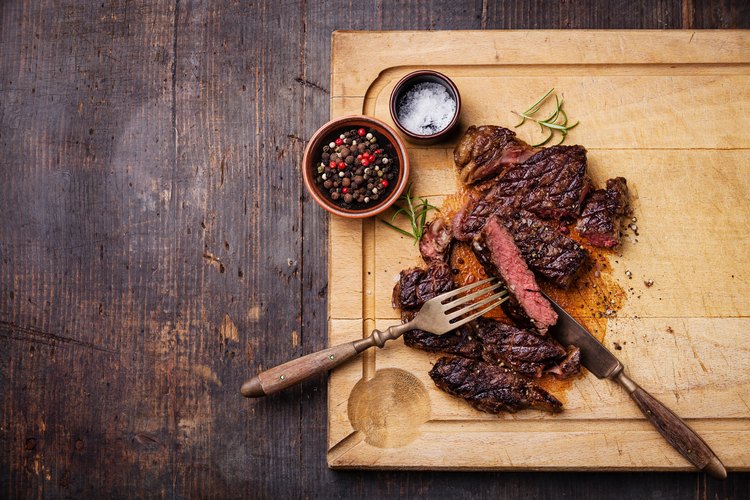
<box><xmin>429</xmin><ymin>356</ymin><xmax>563</xmax><ymax>414</ymax></box>
<box><xmin>501</xmin><ymin>209</ymin><xmax>587</xmax><ymax>288</ymax></box>
<box><xmin>419</xmin><ymin>218</ymin><xmax>454</xmax><ymax>264</ymax></box>
<box><xmin>453</xmin><ymin>125</ymin><xmax>539</xmax><ymax>185</ymax></box>
<box><xmin>471</xmin><ymin>318</ymin><xmax>568</xmax><ymax>378</ymax></box>
<box><xmin>453</xmin><ymin>145</ymin><xmax>591</xmax><ymax>240</ymax></box>
<box><xmin>545</xmin><ymin>345</ymin><xmax>581</xmax><ymax>380</ymax></box>
<box><xmin>392</xmin><ymin>262</ymin><xmax>454</xmax><ymax>310</ymax></box>
<box><xmin>404</xmin><ymin>317</ymin><xmax>570</xmax><ymax>378</ymax></box>
<box><xmin>576</xmin><ymin>177</ymin><xmax>631</xmax><ymax>248</ymax></box>
<box><xmin>403</xmin><ymin>324</ymin><xmax>484</xmax><ymax>360</ymax></box>
<box><xmin>472</xmin><ymin>216</ymin><xmax>557</xmax><ymax>333</ymax></box>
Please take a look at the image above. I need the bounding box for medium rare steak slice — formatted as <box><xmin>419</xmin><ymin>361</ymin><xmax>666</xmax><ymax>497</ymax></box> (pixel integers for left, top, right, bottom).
<box><xmin>576</xmin><ymin>177</ymin><xmax>631</xmax><ymax>248</ymax></box>
<box><xmin>429</xmin><ymin>356</ymin><xmax>563</xmax><ymax>414</ymax></box>
<box><xmin>453</xmin><ymin>145</ymin><xmax>591</xmax><ymax>240</ymax></box>
<box><xmin>502</xmin><ymin>209</ymin><xmax>587</xmax><ymax>288</ymax></box>
<box><xmin>419</xmin><ymin>218</ymin><xmax>454</xmax><ymax>264</ymax></box>
<box><xmin>473</xmin><ymin>217</ymin><xmax>558</xmax><ymax>333</ymax></box>
<box><xmin>392</xmin><ymin>262</ymin><xmax>454</xmax><ymax>310</ymax></box>
<box><xmin>453</xmin><ymin>125</ymin><xmax>539</xmax><ymax>185</ymax></box>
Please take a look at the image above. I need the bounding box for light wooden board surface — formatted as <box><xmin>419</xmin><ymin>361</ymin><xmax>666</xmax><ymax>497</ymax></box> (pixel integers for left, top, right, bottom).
<box><xmin>327</xmin><ymin>30</ymin><xmax>750</xmax><ymax>471</ymax></box>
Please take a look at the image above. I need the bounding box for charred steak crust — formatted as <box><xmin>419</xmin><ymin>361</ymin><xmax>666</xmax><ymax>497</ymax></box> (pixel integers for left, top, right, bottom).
<box><xmin>472</xmin><ymin>217</ymin><xmax>558</xmax><ymax>334</ymax></box>
<box><xmin>403</xmin><ymin>325</ymin><xmax>484</xmax><ymax>360</ymax></box>
<box><xmin>392</xmin><ymin>262</ymin><xmax>455</xmax><ymax>310</ymax></box>
<box><xmin>403</xmin><ymin>317</ymin><xmax>578</xmax><ymax>380</ymax></box>
<box><xmin>576</xmin><ymin>177</ymin><xmax>631</xmax><ymax>248</ymax></box>
<box><xmin>454</xmin><ymin>126</ymin><xmax>539</xmax><ymax>185</ymax></box>
<box><xmin>429</xmin><ymin>356</ymin><xmax>563</xmax><ymax>414</ymax></box>
<box><xmin>454</xmin><ymin>145</ymin><xmax>592</xmax><ymax>240</ymax></box>
<box><xmin>419</xmin><ymin>218</ymin><xmax>454</xmax><ymax>264</ymax></box>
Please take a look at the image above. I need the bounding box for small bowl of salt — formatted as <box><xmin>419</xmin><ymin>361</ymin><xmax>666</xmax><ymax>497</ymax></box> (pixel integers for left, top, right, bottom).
<box><xmin>389</xmin><ymin>70</ymin><xmax>461</xmax><ymax>145</ymax></box>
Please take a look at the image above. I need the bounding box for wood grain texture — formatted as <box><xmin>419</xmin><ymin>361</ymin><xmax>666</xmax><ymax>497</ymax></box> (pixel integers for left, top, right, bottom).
<box><xmin>1</xmin><ymin>0</ymin><xmax>748</xmax><ymax>498</ymax></box>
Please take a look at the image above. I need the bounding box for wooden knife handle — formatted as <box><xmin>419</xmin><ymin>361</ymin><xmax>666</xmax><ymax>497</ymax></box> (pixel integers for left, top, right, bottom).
<box><xmin>615</xmin><ymin>372</ymin><xmax>727</xmax><ymax>479</ymax></box>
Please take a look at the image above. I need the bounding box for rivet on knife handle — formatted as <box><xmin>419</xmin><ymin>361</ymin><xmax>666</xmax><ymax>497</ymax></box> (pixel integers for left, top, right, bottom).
<box><xmin>614</xmin><ymin>371</ymin><xmax>727</xmax><ymax>479</ymax></box>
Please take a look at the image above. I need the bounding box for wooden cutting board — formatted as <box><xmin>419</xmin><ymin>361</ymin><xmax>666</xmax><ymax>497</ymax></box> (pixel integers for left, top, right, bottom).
<box><xmin>326</xmin><ymin>30</ymin><xmax>750</xmax><ymax>470</ymax></box>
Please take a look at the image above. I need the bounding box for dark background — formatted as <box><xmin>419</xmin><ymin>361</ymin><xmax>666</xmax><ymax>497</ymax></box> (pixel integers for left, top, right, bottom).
<box><xmin>1</xmin><ymin>0</ymin><xmax>748</xmax><ymax>498</ymax></box>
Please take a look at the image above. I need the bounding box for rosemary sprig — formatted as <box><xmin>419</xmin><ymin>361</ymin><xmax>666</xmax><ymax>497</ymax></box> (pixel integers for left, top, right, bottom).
<box><xmin>380</xmin><ymin>184</ymin><xmax>440</xmax><ymax>244</ymax></box>
<box><xmin>512</xmin><ymin>88</ymin><xmax>579</xmax><ymax>147</ymax></box>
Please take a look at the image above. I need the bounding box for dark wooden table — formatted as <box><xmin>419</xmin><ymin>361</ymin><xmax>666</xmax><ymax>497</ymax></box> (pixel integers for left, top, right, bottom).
<box><xmin>1</xmin><ymin>1</ymin><xmax>748</xmax><ymax>498</ymax></box>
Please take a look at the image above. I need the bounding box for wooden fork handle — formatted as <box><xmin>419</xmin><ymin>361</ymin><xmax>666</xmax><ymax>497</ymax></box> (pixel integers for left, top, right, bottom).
<box><xmin>615</xmin><ymin>372</ymin><xmax>727</xmax><ymax>479</ymax></box>
<box><xmin>241</xmin><ymin>324</ymin><xmax>410</xmax><ymax>398</ymax></box>
<box><xmin>241</xmin><ymin>341</ymin><xmax>361</xmax><ymax>397</ymax></box>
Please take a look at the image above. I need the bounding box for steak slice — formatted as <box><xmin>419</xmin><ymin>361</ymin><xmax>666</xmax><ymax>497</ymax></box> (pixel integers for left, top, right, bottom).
<box><xmin>392</xmin><ymin>262</ymin><xmax>454</xmax><ymax>310</ymax></box>
<box><xmin>419</xmin><ymin>218</ymin><xmax>454</xmax><ymax>264</ymax></box>
<box><xmin>472</xmin><ymin>318</ymin><xmax>568</xmax><ymax>377</ymax></box>
<box><xmin>429</xmin><ymin>356</ymin><xmax>563</xmax><ymax>414</ymax></box>
<box><xmin>453</xmin><ymin>125</ymin><xmax>539</xmax><ymax>185</ymax></box>
<box><xmin>404</xmin><ymin>317</ymin><xmax>572</xmax><ymax>378</ymax></box>
<box><xmin>453</xmin><ymin>145</ymin><xmax>591</xmax><ymax>240</ymax></box>
<box><xmin>501</xmin><ymin>209</ymin><xmax>587</xmax><ymax>288</ymax></box>
<box><xmin>545</xmin><ymin>345</ymin><xmax>582</xmax><ymax>380</ymax></box>
<box><xmin>403</xmin><ymin>324</ymin><xmax>484</xmax><ymax>360</ymax></box>
<box><xmin>576</xmin><ymin>177</ymin><xmax>631</xmax><ymax>248</ymax></box>
<box><xmin>472</xmin><ymin>216</ymin><xmax>557</xmax><ymax>333</ymax></box>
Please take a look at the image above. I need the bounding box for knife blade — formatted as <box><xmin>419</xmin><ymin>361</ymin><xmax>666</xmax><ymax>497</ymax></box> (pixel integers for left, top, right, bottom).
<box><xmin>542</xmin><ymin>291</ymin><xmax>726</xmax><ymax>479</ymax></box>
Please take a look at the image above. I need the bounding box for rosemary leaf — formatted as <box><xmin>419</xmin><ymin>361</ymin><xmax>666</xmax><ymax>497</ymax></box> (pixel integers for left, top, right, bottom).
<box><xmin>380</xmin><ymin>184</ymin><xmax>440</xmax><ymax>244</ymax></box>
<box><xmin>512</xmin><ymin>88</ymin><xmax>579</xmax><ymax>145</ymax></box>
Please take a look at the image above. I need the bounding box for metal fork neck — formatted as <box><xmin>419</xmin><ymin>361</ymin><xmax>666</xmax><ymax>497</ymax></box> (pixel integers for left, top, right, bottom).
<box><xmin>352</xmin><ymin>322</ymin><xmax>412</xmax><ymax>352</ymax></box>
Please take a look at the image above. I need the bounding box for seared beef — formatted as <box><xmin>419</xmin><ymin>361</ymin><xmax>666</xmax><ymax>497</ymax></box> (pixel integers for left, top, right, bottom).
<box><xmin>429</xmin><ymin>356</ymin><xmax>563</xmax><ymax>414</ymax></box>
<box><xmin>419</xmin><ymin>218</ymin><xmax>454</xmax><ymax>264</ymax></box>
<box><xmin>545</xmin><ymin>346</ymin><xmax>581</xmax><ymax>379</ymax></box>
<box><xmin>499</xmin><ymin>209</ymin><xmax>588</xmax><ymax>288</ymax></box>
<box><xmin>472</xmin><ymin>217</ymin><xmax>557</xmax><ymax>333</ymax></box>
<box><xmin>576</xmin><ymin>177</ymin><xmax>631</xmax><ymax>248</ymax></box>
<box><xmin>404</xmin><ymin>317</ymin><xmax>576</xmax><ymax>379</ymax></box>
<box><xmin>453</xmin><ymin>145</ymin><xmax>591</xmax><ymax>239</ymax></box>
<box><xmin>458</xmin><ymin>209</ymin><xmax>586</xmax><ymax>288</ymax></box>
<box><xmin>392</xmin><ymin>262</ymin><xmax>454</xmax><ymax>310</ymax></box>
<box><xmin>453</xmin><ymin>126</ymin><xmax>539</xmax><ymax>185</ymax></box>
<box><xmin>403</xmin><ymin>323</ymin><xmax>484</xmax><ymax>360</ymax></box>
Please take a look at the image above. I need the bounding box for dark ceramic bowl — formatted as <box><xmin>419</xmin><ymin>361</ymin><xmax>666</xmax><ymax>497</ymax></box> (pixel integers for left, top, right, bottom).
<box><xmin>302</xmin><ymin>115</ymin><xmax>410</xmax><ymax>218</ymax></box>
<box><xmin>389</xmin><ymin>70</ymin><xmax>461</xmax><ymax>145</ymax></box>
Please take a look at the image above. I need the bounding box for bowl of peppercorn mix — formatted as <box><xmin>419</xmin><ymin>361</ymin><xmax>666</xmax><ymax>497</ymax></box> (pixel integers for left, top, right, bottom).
<box><xmin>302</xmin><ymin>115</ymin><xmax>410</xmax><ymax>218</ymax></box>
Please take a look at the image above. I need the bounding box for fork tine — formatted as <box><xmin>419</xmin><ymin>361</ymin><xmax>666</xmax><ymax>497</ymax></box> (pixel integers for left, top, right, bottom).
<box><xmin>446</xmin><ymin>291</ymin><xmax>508</xmax><ymax>322</ymax></box>
<box><xmin>443</xmin><ymin>282</ymin><xmax>503</xmax><ymax>310</ymax></box>
<box><xmin>450</xmin><ymin>296</ymin><xmax>510</xmax><ymax>327</ymax></box>
<box><xmin>434</xmin><ymin>277</ymin><xmax>497</xmax><ymax>303</ymax></box>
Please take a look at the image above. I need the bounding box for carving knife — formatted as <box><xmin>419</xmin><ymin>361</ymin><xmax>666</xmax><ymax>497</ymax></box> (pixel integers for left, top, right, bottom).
<box><xmin>543</xmin><ymin>292</ymin><xmax>727</xmax><ymax>479</ymax></box>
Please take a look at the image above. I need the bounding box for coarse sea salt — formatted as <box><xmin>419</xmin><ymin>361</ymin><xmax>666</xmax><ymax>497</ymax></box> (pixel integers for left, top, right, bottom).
<box><xmin>397</xmin><ymin>82</ymin><xmax>456</xmax><ymax>136</ymax></box>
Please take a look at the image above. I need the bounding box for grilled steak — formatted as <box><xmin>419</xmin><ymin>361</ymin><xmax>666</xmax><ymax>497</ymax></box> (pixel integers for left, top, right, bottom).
<box><xmin>472</xmin><ymin>216</ymin><xmax>557</xmax><ymax>333</ymax></box>
<box><xmin>419</xmin><ymin>218</ymin><xmax>454</xmax><ymax>264</ymax></box>
<box><xmin>453</xmin><ymin>145</ymin><xmax>591</xmax><ymax>240</ymax></box>
<box><xmin>403</xmin><ymin>324</ymin><xmax>484</xmax><ymax>360</ymax></box>
<box><xmin>404</xmin><ymin>317</ymin><xmax>578</xmax><ymax>379</ymax></box>
<box><xmin>456</xmin><ymin>208</ymin><xmax>586</xmax><ymax>288</ymax></box>
<box><xmin>576</xmin><ymin>177</ymin><xmax>631</xmax><ymax>248</ymax></box>
<box><xmin>429</xmin><ymin>356</ymin><xmax>563</xmax><ymax>414</ymax></box>
<box><xmin>545</xmin><ymin>345</ymin><xmax>582</xmax><ymax>380</ymax></box>
<box><xmin>392</xmin><ymin>262</ymin><xmax>454</xmax><ymax>310</ymax></box>
<box><xmin>453</xmin><ymin>125</ymin><xmax>539</xmax><ymax>185</ymax></box>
